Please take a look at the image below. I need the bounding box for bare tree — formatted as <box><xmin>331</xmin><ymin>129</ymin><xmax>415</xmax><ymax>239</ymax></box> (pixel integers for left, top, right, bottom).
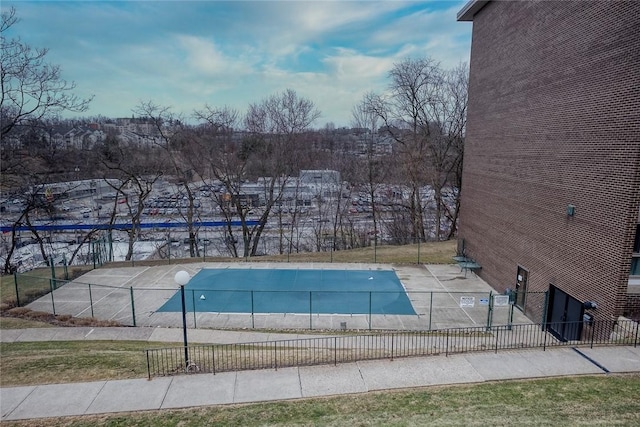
<box><xmin>245</xmin><ymin>89</ymin><xmax>320</xmax><ymax>257</ymax></box>
<box><xmin>351</xmin><ymin>97</ymin><xmax>388</xmax><ymax>248</ymax></box>
<box><xmin>132</xmin><ymin>101</ymin><xmax>204</xmax><ymax>257</ymax></box>
<box><xmin>440</xmin><ymin>63</ymin><xmax>468</xmax><ymax>238</ymax></box>
<box><xmin>362</xmin><ymin>58</ymin><xmax>468</xmax><ymax>241</ymax></box>
<box><xmin>192</xmin><ymin>105</ymin><xmax>243</xmax><ymax>257</ymax></box>
<box><xmin>0</xmin><ymin>7</ymin><xmax>92</xmax><ymax>138</ymax></box>
<box><xmin>195</xmin><ymin>89</ymin><xmax>320</xmax><ymax>258</ymax></box>
<box><xmin>100</xmin><ymin>139</ymin><xmax>165</xmax><ymax>261</ymax></box>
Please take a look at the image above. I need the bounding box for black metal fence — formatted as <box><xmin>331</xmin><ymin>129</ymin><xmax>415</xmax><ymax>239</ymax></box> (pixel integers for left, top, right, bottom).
<box><xmin>145</xmin><ymin>318</ymin><xmax>639</xmax><ymax>379</ymax></box>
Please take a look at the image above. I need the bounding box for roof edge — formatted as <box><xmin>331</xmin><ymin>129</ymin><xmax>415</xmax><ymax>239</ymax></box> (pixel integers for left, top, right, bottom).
<box><xmin>457</xmin><ymin>0</ymin><xmax>490</xmax><ymax>21</ymax></box>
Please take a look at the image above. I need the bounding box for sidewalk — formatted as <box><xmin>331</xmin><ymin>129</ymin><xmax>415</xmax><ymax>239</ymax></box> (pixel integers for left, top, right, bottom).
<box><xmin>2</xmin><ymin>328</ymin><xmax>639</xmax><ymax>421</ymax></box>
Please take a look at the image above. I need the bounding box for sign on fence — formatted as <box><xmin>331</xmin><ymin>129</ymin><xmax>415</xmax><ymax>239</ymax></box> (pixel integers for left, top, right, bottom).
<box><xmin>493</xmin><ymin>295</ymin><xmax>510</xmax><ymax>306</ymax></box>
<box><xmin>459</xmin><ymin>296</ymin><xmax>475</xmax><ymax>308</ymax></box>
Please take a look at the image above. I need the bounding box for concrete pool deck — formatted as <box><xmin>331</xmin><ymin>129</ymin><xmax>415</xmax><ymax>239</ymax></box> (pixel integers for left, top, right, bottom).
<box><xmin>27</xmin><ymin>263</ymin><xmax>533</xmax><ymax>331</ymax></box>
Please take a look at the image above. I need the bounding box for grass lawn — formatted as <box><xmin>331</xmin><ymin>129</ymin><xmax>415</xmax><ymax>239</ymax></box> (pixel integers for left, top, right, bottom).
<box><xmin>106</xmin><ymin>240</ymin><xmax>458</xmax><ymax>269</ymax></box>
<box><xmin>1</xmin><ymin>374</ymin><xmax>639</xmax><ymax>426</ymax></box>
<box><xmin>1</xmin><ymin>265</ymin><xmax>92</xmax><ymax>307</ymax></box>
<box><xmin>0</xmin><ymin>340</ymin><xmax>167</xmax><ymax>387</ymax></box>
<box><xmin>0</xmin><ymin>317</ymin><xmax>54</xmax><ymax>329</ymax></box>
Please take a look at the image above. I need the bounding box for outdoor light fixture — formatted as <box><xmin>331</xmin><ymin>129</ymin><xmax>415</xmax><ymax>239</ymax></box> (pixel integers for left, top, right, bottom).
<box><xmin>566</xmin><ymin>204</ymin><xmax>576</xmax><ymax>216</ymax></box>
<box><xmin>174</xmin><ymin>270</ymin><xmax>190</xmax><ymax>368</ymax></box>
<box><xmin>175</xmin><ymin>270</ymin><xmax>190</xmax><ymax>286</ymax></box>
<box><xmin>583</xmin><ymin>301</ymin><xmax>598</xmax><ymax>310</ymax></box>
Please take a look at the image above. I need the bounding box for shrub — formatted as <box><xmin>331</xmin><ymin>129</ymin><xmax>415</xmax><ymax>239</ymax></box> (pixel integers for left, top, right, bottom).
<box><xmin>0</xmin><ymin>301</ymin><xmax>17</xmax><ymax>311</ymax></box>
<box><xmin>6</xmin><ymin>307</ymin><xmax>31</xmax><ymax>316</ymax></box>
<box><xmin>25</xmin><ymin>310</ymin><xmax>56</xmax><ymax>321</ymax></box>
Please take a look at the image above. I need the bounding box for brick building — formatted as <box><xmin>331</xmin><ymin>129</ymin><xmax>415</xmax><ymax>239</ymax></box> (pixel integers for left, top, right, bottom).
<box><xmin>457</xmin><ymin>1</ymin><xmax>640</xmax><ymax>340</ymax></box>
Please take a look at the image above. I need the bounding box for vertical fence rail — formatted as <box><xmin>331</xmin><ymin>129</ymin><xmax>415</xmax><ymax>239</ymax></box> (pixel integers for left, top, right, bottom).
<box><xmin>48</xmin><ymin>278</ymin><xmax>56</xmax><ymax>315</ymax></box>
<box><xmin>191</xmin><ymin>290</ymin><xmax>197</xmax><ymax>329</ymax></box>
<box><xmin>130</xmin><ymin>286</ymin><xmax>136</xmax><ymax>327</ymax></box>
<box><xmin>13</xmin><ymin>272</ymin><xmax>20</xmax><ymax>307</ymax></box>
<box><xmin>88</xmin><ymin>284</ymin><xmax>94</xmax><ymax>317</ymax></box>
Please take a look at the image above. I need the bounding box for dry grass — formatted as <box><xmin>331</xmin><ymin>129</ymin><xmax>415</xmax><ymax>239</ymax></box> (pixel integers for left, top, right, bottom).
<box><xmin>0</xmin><ymin>340</ymin><xmax>162</xmax><ymax>387</ymax></box>
<box><xmin>1</xmin><ymin>307</ymin><xmax>122</xmax><ymax>328</ymax></box>
<box><xmin>0</xmin><ymin>317</ymin><xmax>55</xmax><ymax>329</ymax></box>
<box><xmin>108</xmin><ymin>240</ymin><xmax>458</xmax><ymax>267</ymax></box>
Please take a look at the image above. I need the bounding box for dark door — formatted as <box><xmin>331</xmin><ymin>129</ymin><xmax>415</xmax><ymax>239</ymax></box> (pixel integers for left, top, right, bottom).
<box><xmin>515</xmin><ymin>266</ymin><xmax>528</xmax><ymax>309</ymax></box>
<box><xmin>547</xmin><ymin>285</ymin><xmax>583</xmax><ymax>341</ymax></box>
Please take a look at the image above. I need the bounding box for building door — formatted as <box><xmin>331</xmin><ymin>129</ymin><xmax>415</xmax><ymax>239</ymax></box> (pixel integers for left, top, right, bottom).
<box><xmin>547</xmin><ymin>285</ymin><xmax>583</xmax><ymax>341</ymax></box>
<box><xmin>515</xmin><ymin>266</ymin><xmax>528</xmax><ymax>309</ymax></box>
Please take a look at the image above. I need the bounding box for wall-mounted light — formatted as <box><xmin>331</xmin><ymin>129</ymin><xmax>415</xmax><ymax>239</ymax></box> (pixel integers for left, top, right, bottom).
<box><xmin>583</xmin><ymin>301</ymin><xmax>598</xmax><ymax>309</ymax></box>
<box><xmin>566</xmin><ymin>204</ymin><xmax>576</xmax><ymax>216</ymax></box>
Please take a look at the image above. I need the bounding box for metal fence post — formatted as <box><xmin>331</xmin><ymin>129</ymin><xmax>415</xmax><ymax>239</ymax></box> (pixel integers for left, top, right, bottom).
<box><xmin>50</xmin><ymin>256</ymin><xmax>56</xmax><ymax>283</ymax></box>
<box><xmin>428</xmin><ymin>292</ymin><xmax>433</xmax><ymax>331</ymax></box>
<box><xmin>88</xmin><ymin>283</ymin><xmax>94</xmax><ymax>317</ymax></box>
<box><xmin>590</xmin><ymin>319</ymin><xmax>596</xmax><ymax>348</ymax></box>
<box><xmin>541</xmin><ymin>290</ymin><xmax>550</xmax><ymax>328</ymax></box>
<box><xmin>63</xmin><ymin>254</ymin><xmax>68</xmax><ymax>280</ymax></box>
<box><xmin>494</xmin><ymin>326</ymin><xmax>500</xmax><ymax>353</ymax></box>
<box><xmin>108</xmin><ymin>229</ymin><xmax>113</xmax><ymax>262</ymax></box>
<box><xmin>203</xmin><ymin>239</ymin><xmax>207</xmax><ymax>262</ymax></box>
<box><xmin>508</xmin><ymin>301</ymin><xmax>514</xmax><ymax>331</ymax></box>
<box><xmin>251</xmin><ymin>290</ymin><xmax>255</xmax><ymax>329</ymax></box>
<box><xmin>13</xmin><ymin>272</ymin><xmax>20</xmax><ymax>307</ymax></box>
<box><xmin>192</xmin><ymin>289</ymin><xmax>197</xmax><ymax>329</ymax></box>
<box><xmin>390</xmin><ymin>332</ymin><xmax>395</xmax><ymax>361</ymax></box>
<box><xmin>445</xmin><ymin>329</ymin><xmax>450</xmax><ymax>357</ymax></box>
<box><xmin>180</xmin><ymin>285</ymin><xmax>189</xmax><ymax>368</ymax></box>
<box><xmin>274</xmin><ymin>341</ymin><xmax>278</xmax><ymax>370</ymax></box>
<box><xmin>374</xmin><ymin>239</ymin><xmax>377</xmax><ymax>263</ymax></box>
<box><xmin>368</xmin><ymin>291</ymin><xmax>372</xmax><ymax>330</ymax></box>
<box><xmin>309</xmin><ymin>291</ymin><xmax>313</xmax><ymax>330</ymax></box>
<box><xmin>635</xmin><ymin>320</ymin><xmax>639</xmax><ymax>348</ymax></box>
<box><xmin>334</xmin><ymin>336</ymin><xmax>338</xmax><ymax>366</ymax></box>
<box><xmin>486</xmin><ymin>291</ymin><xmax>493</xmax><ymax>330</ymax></box>
<box><xmin>130</xmin><ymin>286</ymin><xmax>136</xmax><ymax>327</ymax></box>
<box><xmin>212</xmin><ymin>345</ymin><xmax>216</xmax><ymax>375</ymax></box>
<box><xmin>49</xmin><ymin>278</ymin><xmax>56</xmax><ymax>315</ymax></box>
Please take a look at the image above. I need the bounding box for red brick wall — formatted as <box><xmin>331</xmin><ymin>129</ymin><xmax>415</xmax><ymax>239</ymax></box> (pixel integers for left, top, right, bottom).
<box><xmin>458</xmin><ymin>1</ymin><xmax>640</xmax><ymax>323</ymax></box>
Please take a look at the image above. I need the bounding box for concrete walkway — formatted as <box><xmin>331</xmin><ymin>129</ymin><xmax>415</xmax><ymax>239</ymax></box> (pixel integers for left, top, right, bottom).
<box><xmin>1</xmin><ymin>328</ymin><xmax>640</xmax><ymax>422</ymax></box>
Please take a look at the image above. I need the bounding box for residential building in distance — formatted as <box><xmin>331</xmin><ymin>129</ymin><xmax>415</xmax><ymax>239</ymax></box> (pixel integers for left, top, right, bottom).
<box><xmin>457</xmin><ymin>1</ymin><xmax>640</xmax><ymax>340</ymax></box>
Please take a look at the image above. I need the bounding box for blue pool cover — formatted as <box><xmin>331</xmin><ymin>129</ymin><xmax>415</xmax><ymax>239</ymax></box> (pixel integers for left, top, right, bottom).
<box><xmin>157</xmin><ymin>268</ymin><xmax>416</xmax><ymax>315</ymax></box>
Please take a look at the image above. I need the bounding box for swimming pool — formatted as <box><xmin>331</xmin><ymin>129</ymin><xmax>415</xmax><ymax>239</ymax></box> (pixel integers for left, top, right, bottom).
<box><xmin>157</xmin><ymin>268</ymin><xmax>416</xmax><ymax>315</ymax></box>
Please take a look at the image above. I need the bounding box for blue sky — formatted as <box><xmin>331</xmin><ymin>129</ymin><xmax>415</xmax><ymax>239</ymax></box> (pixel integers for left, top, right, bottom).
<box><xmin>5</xmin><ymin>0</ymin><xmax>472</xmax><ymax>127</ymax></box>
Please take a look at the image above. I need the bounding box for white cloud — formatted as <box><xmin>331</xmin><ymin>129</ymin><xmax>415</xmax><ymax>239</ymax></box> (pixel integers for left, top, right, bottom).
<box><xmin>175</xmin><ymin>35</ymin><xmax>256</xmax><ymax>77</ymax></box>
<box><xmin>323</xmin><ymin>48</ymin><xmax>394</xmax><ymax>81</ymax></box>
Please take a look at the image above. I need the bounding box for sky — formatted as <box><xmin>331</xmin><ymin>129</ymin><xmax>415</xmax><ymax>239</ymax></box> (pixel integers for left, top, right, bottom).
<box><xmin>4</xmin><ymin>0</ymin><xmax>472</xmax><ymax>128</ymax></box>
